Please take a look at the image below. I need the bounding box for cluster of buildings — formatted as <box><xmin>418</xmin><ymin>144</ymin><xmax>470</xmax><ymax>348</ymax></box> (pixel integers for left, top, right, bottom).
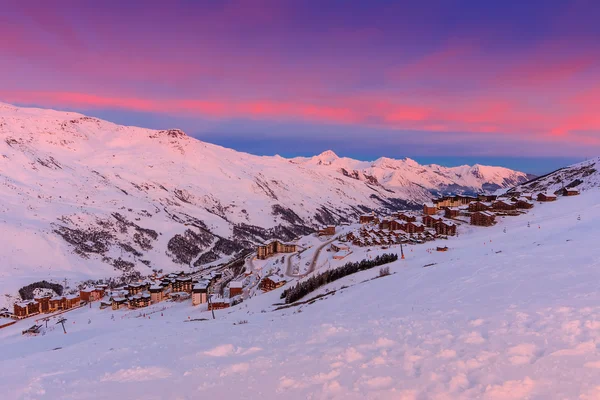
<box><xmin>353</xmin><ymin>210</ymin><xmax>456</xmax><ymax>247</ymax></box>
<box><xmin>257</xmin><ymin>239</ymin><xmax>298</xmax><ymax>260</ymax></box>
<box><xmin>99</xmin><ymin>270</ymin><xmax>241</xmax><ymax>311</ymax></box>
<box><xmin>12</xmin><ymin>289</ymin><xmax>94</xmax><ymax>319</ymax></box>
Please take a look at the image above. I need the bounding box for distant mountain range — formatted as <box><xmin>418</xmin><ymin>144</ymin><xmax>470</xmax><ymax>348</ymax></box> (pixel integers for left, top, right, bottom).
<box><xmin>0</xmin><ymin>102</ymin><xmax>531</xmax><ymax>299</ymax></box>
<box><xmin>512</xmin><ymin>157</ymin><xmax>599</xmax><ymax>194</ymax></box>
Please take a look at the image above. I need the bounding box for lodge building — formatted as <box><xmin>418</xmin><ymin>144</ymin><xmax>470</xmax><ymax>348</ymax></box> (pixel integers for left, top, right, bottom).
<box><xmin>260</xmin><ymin>275</ymin><xmax>287</xmax><ymax>292</ymax></box>
<box><xmin>257</xmin><ymin>240</ymin><xmax>297</xmax><ymax>260</ymax></box>
<box><xmin>470</xmin><ymin>211</ymin><xmax>496</xmax><ymax>226</ymax></box>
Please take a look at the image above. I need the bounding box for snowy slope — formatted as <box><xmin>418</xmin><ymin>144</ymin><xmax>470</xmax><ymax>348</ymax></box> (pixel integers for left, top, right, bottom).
<box><xmin>513</xmin><ymin>157</ymin><xmax>600</xmax><ymax>194</ymax></box>
<box><xmin>0</xmin><ymin>102</ymin><xmax>528</xmax><ymax>302</ymax></box>
<box><xmin>1</xmin><ymin>189</ymin><xmax>599</xmax><ymax>399</ymax></box>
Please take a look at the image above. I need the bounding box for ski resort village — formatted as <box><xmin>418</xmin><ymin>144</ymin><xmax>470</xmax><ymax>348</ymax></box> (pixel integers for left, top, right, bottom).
<box><xmin>0</xmin><ymin>103</ymin><xmax>599</xmax><ymax>399</ymax></box>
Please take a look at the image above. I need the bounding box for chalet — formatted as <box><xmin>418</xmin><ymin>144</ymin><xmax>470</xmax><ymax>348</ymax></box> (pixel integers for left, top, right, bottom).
<box><xmin>436</xmin><ymin>246</ymin><xmax>449</xmax><ymax>252</ymax></box>
<box><xmin>99</xmin><ymin>300</ymin><xmax>112</xmax><ymax>310</ymax></box>
<box><xmin>559</xmin><ymin>188</ymin><xmax>580</xmax><ymax>196</ymax></box>
<box><xmin>492</xmin><ymin>200</ymin><xmax>517</xmax><ymax>211</ymax></box>
<box><xmin>434</xmin><ymin>195</ymin><xmax>477</xmax><ymax>209</ymax></box>
<box><xmin>470</xmin><ymin>211</ymin><xmax>496</xmax><ymax>226</ymax></box>
<box><xmin>537</xmin><ymin>192</ymin><xmax>557</xmax><ymax>202</ymax></box>
<box><xmin>149</xmin><ymin>285</ymin><xmax>165</xmax><ymax>304</ymax></box>
<box><xmin>208</xmin><ymin>295</ymin><xmax>230</xmax><ymax>311</ymax></box>
<box><xmin>477</xmin><ymin>194</ymin><xmax>497</xmax><ymax>202</ymax></box>
<box><xmin>0</xmin><ymin>308</ymin><xmax>13</xmax><ymax>319</ymax></box>
<box><xmin>13</xmin><ymin>300</ymin><xmax>39</xmax><ymax>319</ymax></box>
<box><xmin>378</xmin><ymin>219</ymin><xmax>391</xmax><ymax>230</ymax></box>
<box><xmin>129</xmin><ymin>293</ymin><xmax>151</xmax><ymax>308</ymax></box>
<box><xmin>49</xmin><ymin>296</ymin><xmax>66</xmax><ymax>312</ymax></box>
<box><xmin>260</xmin><ymin>275</ymin><xmax>287</xmax><ymax>292</ymax></box>
<box><xmin>127</xmin><ymin>282</ymin><xmax>150</xmax><ymax>296</ymax></box>
<box><xmin>192</xmin><ymin>281</ymin><xmax>209</xmax><ymax>305</ymax></box>
<box><xmin>515</xmin><ymin>199</ymin><xmax>534</xmax><ymax>209</ymax></box>
<box><xmin>34</xmin><ymin>295</ymin><xmax>52</xmax><ymax>314</ymax></box>
<box><xmin>172</xmin><ymin>277</ymin><xmax>193</xmax><ymax>293</ymax></box>
<box><xmin>405</xmin><ymin>221</ymin><xmax>425</xmax><ymax>234</ymax></box>
<box><xmin>423</xmin><ymin>203</ymin><xmax>437</xmax><ymax>215</ymax></box>
<box><xmin>330</xmin><ymin>241</ymin><xmax>350</xmax><ymax>252</ymax></box>
<box><xmin>80</xmin><ymin>287</ymin><xmax>105</xmax><ymax>303</ymax></box>
<box><xmin>444</xmin><ymin>207</ymin><xmax>460</xmax><ymax>218</ymax></box>
<box><xmin>318</xmin><ymin>225</ymin><xmax>336</xmax><ymax>236</ymax></box>
<box><xmin>395</xmin><ymin>212</ymin><xmax>417</xmax><ymax>223</ymax></box>
<box><xmin>435</xmin><ymin>221</ymin><xmax>457</xmax><ymax>236</ymax></box>
<box><xmin>469</xmin><ymin>201</ymin><xmax>491</xmax><ymax>212</ymax></box>
<box><xmin>65</xmin><ymin>294</ymin><xmax>81</xmax><ymax>309</ymax></box>
<box><xmin>111</xmin><ymin>297</ymin><xmax>128</xmax><ymax>310</ymax></box>
<box><xmin>359</xmin><ymin>214</ymin><xmax>376</xmax><ymax>224</ymax></box>
<box><xmin>389</xmin><ymin>219</ymin><xmax>406</xmax><ymax>231</ymax></box>
<box><xmin>257</xmin><ymin>240</ymin><xmax>297</xmax><ymax>260</ymax></box>
<box><xmin>228</xmin><ymin>281</ymin><xmax>244</xmax><ymax>298</ymax></box>
<box><xmin>422</xmin><ymin>215</ymin><xmax>442</xmax><ymax>228</ymax></box>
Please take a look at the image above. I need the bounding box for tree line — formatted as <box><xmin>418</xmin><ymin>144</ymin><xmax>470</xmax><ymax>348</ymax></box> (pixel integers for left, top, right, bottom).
<box><xmin>281</xmin><ymin>253</ymin><xmax>398</xmax><ymax>304</ymax></box>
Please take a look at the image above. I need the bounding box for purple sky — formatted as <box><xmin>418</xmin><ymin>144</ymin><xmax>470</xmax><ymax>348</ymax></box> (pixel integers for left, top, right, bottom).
<box><xmin>1</xmin><ymin>0</ymin><xmax>599</xmax><ymax>173</ymax></box>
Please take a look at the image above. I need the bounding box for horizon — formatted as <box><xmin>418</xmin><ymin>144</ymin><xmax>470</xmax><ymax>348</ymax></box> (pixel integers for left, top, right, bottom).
<box><xmin>2</xmin><ymin>1</ymin><xmax>599</xmax><ymax>174</ymax></box>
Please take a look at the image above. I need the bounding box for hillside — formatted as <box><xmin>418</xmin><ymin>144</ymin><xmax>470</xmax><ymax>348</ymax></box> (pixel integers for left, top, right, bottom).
<box><xmin>1</xmin><ymin>188</ymin><xmax>599</xmax><ymax>399</ymax></box>
<box><xmin>512</xmin><ymin>157</ymin><xmax>599</xmax><ymax>194</ymax></box>
<box><xmin>0</xmin><ymin>102</ymin><xmax>529</xmax><ymax>301</ymax></box>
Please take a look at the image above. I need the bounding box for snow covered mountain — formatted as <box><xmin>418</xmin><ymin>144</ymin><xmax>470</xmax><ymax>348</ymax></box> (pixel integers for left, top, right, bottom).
<box><xmin>0</xmin><ymin>102</ymin><xmax>529</xmax><ymax>298</ymax></box>
<box><xmin>512</xmin><ymin>157</ymin><xmax>600</xmax><ymax>194</ymax></box>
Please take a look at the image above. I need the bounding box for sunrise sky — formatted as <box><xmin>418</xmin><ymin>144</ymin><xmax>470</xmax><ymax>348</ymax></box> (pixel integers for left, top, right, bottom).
<box><xmin>2</xmin><ymin>0</ymin><xmax>599</xmax><ymax>173</ymax></box>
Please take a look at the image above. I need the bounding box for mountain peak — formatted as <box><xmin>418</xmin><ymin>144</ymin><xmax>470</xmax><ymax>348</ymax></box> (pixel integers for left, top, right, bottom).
<box><xmin>312</xmin><ymin>150</ymin><xmax>339</xmax><ymax>164</ymax></box>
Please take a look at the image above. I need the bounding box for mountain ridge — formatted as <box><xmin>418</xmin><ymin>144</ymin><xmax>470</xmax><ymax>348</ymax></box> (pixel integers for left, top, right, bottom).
<box><xmin>0</xmin><ymin>102</ymin><xmax>530</xmax><ymax>301</ymax></box>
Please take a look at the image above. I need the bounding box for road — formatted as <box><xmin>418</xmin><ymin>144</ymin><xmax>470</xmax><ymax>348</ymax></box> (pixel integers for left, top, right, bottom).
<box><xmin>287</xmin><ymin>237</ymin><xmax>337</xmax><ymax>278</ymax></box>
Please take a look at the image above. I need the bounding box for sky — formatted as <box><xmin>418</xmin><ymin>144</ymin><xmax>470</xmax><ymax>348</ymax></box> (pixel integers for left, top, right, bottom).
<box><xmin>1</xmin><ymin>0</ymin><xmax>599</xmax><ymax>174</ymax></box>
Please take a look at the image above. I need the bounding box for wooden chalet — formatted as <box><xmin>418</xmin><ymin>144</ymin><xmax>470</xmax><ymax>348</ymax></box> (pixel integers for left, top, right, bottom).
<box><xmin>128</xmin><ymin>293</ymin><xmax>151</xmax><ymax>308</ymax></box>
<box><xmin>404</xmin><ymin>221</ymin><xmax>425</xmax><ymax>234</ymax></box>
<box><xmin>435</xmin><ymin>221</ymin><xmax>457</xmax><ymax>236</ymax></box>
<box><xmin>13</xmin><ymin>300</ymin><xmax>39</xmax><ymax>319</ymax></box>
<box><xmin>515</xmin><ymin>199</ymin><xmax>534</xmax><ymax>209</ymax></box>
<box><xmin>111</xmin><ymin>297</ymin><xmax>128</xmax><ymax>310</ymax></box>
<box><xmin>389</xmin><ymin>219</ymin><xmax>407</xmax><ymax>231</ymax></box>
<box><xmin>492</xmin><ymin>200</ymin><xmax>517</xmax><ymax>211</ymax></box>
<box><xmin>470</xmin><ymin>211</ymin><xmax>496</xmax><ymax>226</ymax></box>
<box><xmin>49</xmin><ymin>296</ymin><xmax>66</xmax><ymax>312</ymax></box>
<box><xmin>260</xmin><ymin>275</ymin><xmax>287</xmax><ymax>292</ymax></box>
<box><xmin>559</xmin><ymin>188</ymin><xmax>580</xmax><ymax>196</ymax></box>
<box><xmin>80</xmin><ymin>287</ymin><xmax>105</xmax><ymax>303</ymax></box>
<box><xmin>537</xmin><ymin>192</ymin><xmax>557</xmax><ymax>202</ymax></box>
<box><xmin>127</xmin><ymin>282</ymin><xmax>150</xmax><ymax>296</ymax></box>
<box><xmin>468</xmin><ymin>201</ymin><xmax>491</xmax><ymax>212</ymax></box>
<box><xmin>444</xmin><ymin>207</ymin><xmax>460</xmax><ymax>218</ymax></box>
<box><xmin>359</xmin><ymin>214</ymin><xmax>376</xmax><ymax>224</ymax></box>
<box><xmin>395</xmin><ymin>212</ymin><xmax>417</xmax><ymax>222</ymax></box>
<box><xmin>228</xmin><ymin>281</ymin><xmax>244</xmax><ymax>298</ymax></box>
<box><xmin>317</xmin><ymin>225</ymin><xmax>336</xmax><ymax>236</ymax></box>
<box><xmin>434</xmin><ymin>195</ymin><xmax>477</xmax><ymax>209</ymax></box>
<box><xmin>423</xmin><ymin>203</ymin><xmax>437</xmax><ymax>215</ymax></box>
<box><xmin>34</xmin><ymin>295</ymin><xmax>52</xmax><ymax>313</ymax></box>
<box><xmin>208</xmin><ymin>295</ymin><xmax>230</xmax><ymax>311</ymax></box>
<box><xmin>172</xmin><ymin>277</ymin><xmax>193</xmax><ymax>293</ymax></box>
<box><xmin>64</xmin><ymin>294</ymin><xmax>81</xmax><ymax>309</ymax></box>
<box><xmin>257</xmin><ymin>239</ymin><xmax>297</xmax><ymax>260</ymax></box>
<box><xmin>378</xmin><ymin>219</ymin><xmax>391</xmax><ymax>230</ymax></box>
<box><xmin>422</xmin><ymin>215</ymin><xmax>442</xmax><ymax>228</ymax></box>
<box><xmin>436</xmin><ymin>246</ymin><xmax>449</xmax><ymax>252</ymax></box>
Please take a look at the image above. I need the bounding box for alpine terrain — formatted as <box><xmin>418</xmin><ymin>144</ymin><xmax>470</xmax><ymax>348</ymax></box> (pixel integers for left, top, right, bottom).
<box><xmin>0</xmin><ymin>102</ymin><xmax>529</xmax><ymax>302</ymax></box>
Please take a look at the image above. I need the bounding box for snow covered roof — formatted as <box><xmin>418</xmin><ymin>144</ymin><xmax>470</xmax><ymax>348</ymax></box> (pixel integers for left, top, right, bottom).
<box><xmin>411</xmin><ymin>222</ymin><xmax>424</xmax><ymax>227</ymax></box>
<box><xmin>266</xmin><ymin>275</ymin><xmax>287</xmax><ymax>284</ymax></box>
<box><xmin>478</xmin><ymin>211</ymin><xmax>495</xmax><ymax>217</ymax></box>
<box><xmin>149</xmin><ymin>285</ymin><xmax>163</xmax><ymax>291</ymax></box>
<box><xmin>228</xmin><ymin>281</ymin><xmax>243</xmax><ymax>288</ymax></box>
<box><xmin>65</xmin><ymin>294</ymin><xmax>79</xmax><ymax>300</ymax></box>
